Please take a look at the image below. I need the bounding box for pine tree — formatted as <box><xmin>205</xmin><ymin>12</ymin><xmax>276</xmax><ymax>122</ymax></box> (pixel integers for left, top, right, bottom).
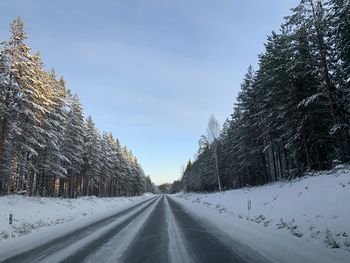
<box><xmin>61</xmin><ymin>92</ymin><xmax>85</xmax><ymax>198</ymax></box>
<box><xmin>0</xmin><ymin>17</ymin><xmax>149</xmax><ymax>197</ymax></box>
<box><xmin>35</xmin><ymin>74</ymin><xmax>69</xmax><ymax>196</ymax></box>
<box><xmin>327</xmin><ymin>0</ymin><xmax>350</xmax><ymax>160</ymax></box>
<box><xmin>182</xmin><ymin>0</ymin><xmax>350</xmax><ymax>193</ymax></box>
<box><xmin>9</xmin><ymin>21</ymin><xmax>53</xmax><ymax>195</ymax></box>
<box><xmin>0</xmin><ymin>17</ymin><xmax>30</xmax><ymax>194</ymax></box>
<box><xmin>289</xmin><ymin>0</ymin><xmax>350</xmax><ymax>161</ymax></box>
<box><xmin>80</xmin><ymin>116</ymin><xmax>102</xmax><ymax>196</ymax></box>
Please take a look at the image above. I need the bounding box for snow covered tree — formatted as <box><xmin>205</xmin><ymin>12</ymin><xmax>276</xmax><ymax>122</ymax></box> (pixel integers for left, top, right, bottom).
<box><xmin>288</xmin><ymin>0</ymin><xmax>350</xmax><ymax>161</ymax></box>
<box><xmin>183</xmin><ymin>0</ymin><xmax>350</xmax><ymax>193</ymax></box>
<box><xmin>0</xmin><ymin>17</ymin><xmax>149</xmax><ymax>197</ymax></box>
<box><xmin>34</xmin><ymin>73</ymin><xmax>68</xmax><ymax>196</ymax></box>
<box><xmin>80</xmin><ymin>116</ymin><xmax>102</xmax><ymax>196</ymax></box>
<box><xmin>61</xmin><ymin>92</ymin><xmax>85</xmax><ymax>197</ymax></box>
<box><xmin>5</xmin><ymin>18</ymin><xmax>54</xmax><ymax>195</ymax></box>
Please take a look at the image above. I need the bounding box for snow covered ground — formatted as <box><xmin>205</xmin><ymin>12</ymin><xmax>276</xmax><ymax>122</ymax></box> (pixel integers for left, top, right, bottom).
<box><xmin>0</xmin><ymin>193</ymin><xmax>154</xmax><ymax>252</ymax></box>
<box><xmin>1</xmin><ymin>168</ymin><xmax>349</xmax><ymax>263</ymax></box>
<box><xmin>173</xmin><ymin>168</ymin><xmax>350</xmax><ymax>262</ymax></box>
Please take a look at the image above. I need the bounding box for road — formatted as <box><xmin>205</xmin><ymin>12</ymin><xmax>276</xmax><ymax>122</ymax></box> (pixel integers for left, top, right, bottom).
<box><xmin>2</xmin><ymin>195</ymin><xmax>269</xmax><ymax>263</ymax></box>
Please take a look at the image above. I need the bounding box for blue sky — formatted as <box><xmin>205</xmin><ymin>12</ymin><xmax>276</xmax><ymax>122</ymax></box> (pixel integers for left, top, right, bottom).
<box><xmin>0</xmin><ymin>0</ymin><xmax>299</xmax><ymax>184</ymax></box>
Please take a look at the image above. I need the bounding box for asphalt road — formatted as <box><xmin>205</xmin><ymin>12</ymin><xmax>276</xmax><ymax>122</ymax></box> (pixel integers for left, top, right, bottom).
<box><xmin>1</xmin><ymin>195</ymin><xmax>269</xmax><ymax>263</ymax></box>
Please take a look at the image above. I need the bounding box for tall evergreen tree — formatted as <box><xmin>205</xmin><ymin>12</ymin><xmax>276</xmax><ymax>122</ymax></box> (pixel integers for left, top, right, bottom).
<box><xmin>61</xmin><ymin>92</ymin><xmax>85</xmax><ymax>197</ymax></box>
<box><xmin>182</xmin><ymin>0</ymin><xmax>350</xmax><ymax>193</ymax></box>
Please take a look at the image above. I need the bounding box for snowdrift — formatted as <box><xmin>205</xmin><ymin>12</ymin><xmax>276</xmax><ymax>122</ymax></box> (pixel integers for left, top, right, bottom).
<box><xmin>174</xmin><ymin>168</ymin><xmax>350</xmax><ymax>255</ymax></box>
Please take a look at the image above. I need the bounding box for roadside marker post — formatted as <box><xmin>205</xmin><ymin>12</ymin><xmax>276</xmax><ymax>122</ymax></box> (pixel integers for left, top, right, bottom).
<box><xmin>9</xmin><ymin>213</ymin><xmax>13</xmax><ymax>225</ymax></box>
<box><xmin>248</xmin><ymin>200</ymin><xmax>251</xmax><ymax>223</ymax></box>
<box><xmin>9</xmin><ymin>212</ymin><xmax>13</xmax><ymax>239</ymax></box>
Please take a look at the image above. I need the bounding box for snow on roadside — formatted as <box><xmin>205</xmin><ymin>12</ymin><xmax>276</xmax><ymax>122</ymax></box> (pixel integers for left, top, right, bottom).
<box><xmin>172</xmin><ymin>168</ymin><xmax>350</xmax><ymax>261</ymax></box>
<box><xmin>0</xmin><ymin>193</ymin><xmax>154</xmax><ymax>250</ymax></box>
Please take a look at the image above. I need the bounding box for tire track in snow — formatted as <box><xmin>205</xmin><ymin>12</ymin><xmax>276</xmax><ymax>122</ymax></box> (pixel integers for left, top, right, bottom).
<box><xmin>167</xmin><ymin>196</ymin><xmax>251</xmax><ymax>263</ymax></box>
<box><xmin>82</xmin><ymin>196</ymin><xmax>161</xmax><ymax>263</ymax></box>
<box><xmin>164</xmin><ymin>195</ymin><xmax>194</xmax><ymax>263</ymax></box>
<box><xmin>120</xmin><ymin>195</ymin><xmax>169</xmax><ymax>263</ymax></box>
<box><xmin>2</xmin><ymin>196</ymin><xmax>159</xmax><ymax>263</ymax></box>
<box><xmin>60</xmin><ymin>196</ymin><xmax>161</xmax><ymax>263</ymax></box>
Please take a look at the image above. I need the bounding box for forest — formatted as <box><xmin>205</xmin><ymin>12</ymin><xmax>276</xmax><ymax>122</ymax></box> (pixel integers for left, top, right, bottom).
<box><xmin>0</xmin><ymin>18</ymin><xmax>156</xmax><ymax>197</ymax></box>
<box><xmin>182</xmin><ymin>0</ymin><xmax>350</xmax><ymax>192</ymax></box>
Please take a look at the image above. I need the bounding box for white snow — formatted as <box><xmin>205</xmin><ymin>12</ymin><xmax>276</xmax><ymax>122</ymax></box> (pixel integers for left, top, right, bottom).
<box><xmin>172</xmin><ymin>168</ymin><xmax>350</xmax><ymax>263</ymax></box>
<box><xmin>0</xmin><ymin>194</ymin><xmax>154</xmax><ymax>258</ymax></box>
<box><xmin>142</xmin><ymin>192</ymin><xmax>154</xmax><ymax>197</ymax></box>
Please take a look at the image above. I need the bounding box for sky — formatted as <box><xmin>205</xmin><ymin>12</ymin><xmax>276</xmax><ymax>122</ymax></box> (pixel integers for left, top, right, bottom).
<box><xmin>0</xmin><ymin>0</ymin><xmax>300</xmax><ymax>184</ymax></box>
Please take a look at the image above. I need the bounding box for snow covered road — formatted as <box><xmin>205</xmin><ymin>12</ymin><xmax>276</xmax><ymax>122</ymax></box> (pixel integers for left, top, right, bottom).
<box><xmin>121</xmin><ymin>195</ymin><xmax>267</xmax><ymax>263</ymax></box>
<box><xmin>5</xmin><ymin>192</ymin><xmax>346</xmax><ymax>262</ymax></box>
<box><xmin>2</xmin><ymin>196</ymin><xmax>158</xmax><ymax>263</ymax></box>
<box><xmin>1</xmin><ymin>195</ymin><xmax>269</xmax><ymax>263</ymax></box>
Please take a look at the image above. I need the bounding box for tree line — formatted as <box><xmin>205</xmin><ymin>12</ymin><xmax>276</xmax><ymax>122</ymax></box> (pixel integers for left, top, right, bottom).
<box><xmin>182</xmin><ymin>0</ymin><xmax>350</xmax><ymax>192</ymax></box>
<box><xmin>0</xmin><ymin>17</ymin><xmax>154</xmax><ymax>197</ymax></box>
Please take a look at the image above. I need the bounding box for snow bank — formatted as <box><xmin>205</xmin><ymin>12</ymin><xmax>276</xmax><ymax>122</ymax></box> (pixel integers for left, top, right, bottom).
<box><xmin>142</xmin><ymin>192</ymin><xmax>154</xmax><ymax>197</ymax></box>
<box><xmin>173</xmin><ymin>168</ymin><xmax>350</xmax><ymax>259</ymax></box>
<box><xmin>0</xmin><ymin>194</ymin><xmax>153</xmax><ymax>244</ymax></box>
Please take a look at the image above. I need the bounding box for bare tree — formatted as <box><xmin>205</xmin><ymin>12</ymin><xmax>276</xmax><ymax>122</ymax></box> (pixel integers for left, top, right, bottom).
<box><xmin>207</xmin><ymin>114</ymin><xmax>222</xmax><ymax>191</ymax></box>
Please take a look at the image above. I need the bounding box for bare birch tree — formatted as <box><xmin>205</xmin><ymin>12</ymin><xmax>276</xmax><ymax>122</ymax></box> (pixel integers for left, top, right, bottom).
<box><xmin>207</xmin><ymin>114</ymin><xmax>222</xmax><ymax>191</ymax></box>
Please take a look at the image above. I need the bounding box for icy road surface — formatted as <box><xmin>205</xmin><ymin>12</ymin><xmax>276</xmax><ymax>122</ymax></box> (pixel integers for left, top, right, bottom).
<box><xmin>1</xmin><ymin>195</ymin><xmax>268</xmax><ymax>263</ymax></box>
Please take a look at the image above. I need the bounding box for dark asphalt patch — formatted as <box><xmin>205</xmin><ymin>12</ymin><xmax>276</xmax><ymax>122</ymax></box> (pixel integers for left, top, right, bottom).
<box><xmin>167</xmin><ymin>197</ymin><xmax>255</xmax><ymax>263</ymax></box>
<box><xmin>120</xmin><ymin>195</ymin><xmax>169</xmax><ymax>263</ymax></box>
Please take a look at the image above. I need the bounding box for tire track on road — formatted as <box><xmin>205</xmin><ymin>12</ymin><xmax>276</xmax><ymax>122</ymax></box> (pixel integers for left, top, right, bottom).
<box><xmin>120</xmin><ymin>195</ymin><xmax>169</xmax><ymax>263</ymax></box>
<box><xmin>2</xmin><ymin>196</ymin><xmax>159</xmax><ymax>263</ymax></box>
<box><xmin>167</xmin><ymin>196</ymin><xmax>251</xmax><ymax>263</ymax></box>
